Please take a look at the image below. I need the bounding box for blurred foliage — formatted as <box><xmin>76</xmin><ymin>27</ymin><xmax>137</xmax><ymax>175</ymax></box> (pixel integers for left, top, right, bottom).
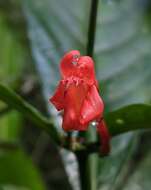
<box><xmin>0</xmin><ymin>2</ymin><xmax>46</xmax><ymax>190</ymax></box>
<box><xmin>0</xmin><ymin>110</ymin><xmax>21</xmax><ymax>142</ymax></box>
<box><xmin>0</xmin><ymin>0</ymin><xmax>24</xmax><ymax>171</ymax></box>
<box><xmin>123</xmin><ymin>151</ymin><xmax>151</xmax><ymax>190</ymax></box>
<box><xmin>0</xmin><ymin>16</ymin><xmax>24</xmax><ymax>86</ymax></box>
<box><xmin>0</xmin><ymin>0</ymin><xmax>151</xmax><ymax>190</ymax></box>
<box><xmin>0</xmin><ymin>150</ymin><xmax>45</xmax><ymax>190</ymax></box>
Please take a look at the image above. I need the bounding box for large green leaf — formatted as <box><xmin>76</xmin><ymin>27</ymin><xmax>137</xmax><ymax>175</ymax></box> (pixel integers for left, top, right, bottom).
<box><xmin>94</xmin><ymin>1</ymin><xmax>151</xmax><ymax>189</ymax></box>
<box><xmin>23</xmin><ymin>0</ymin><xmax>151</xmax><ymax>189</ymax></box>
<box><xmin>95</xmin><ymin>0</ymin><xmax>151</xmax><ymax>109</ymax></box>
<box><xmin>0</xmin><ymin>150</ymin><xmax>46</xmax><ymax>190</ymax></box>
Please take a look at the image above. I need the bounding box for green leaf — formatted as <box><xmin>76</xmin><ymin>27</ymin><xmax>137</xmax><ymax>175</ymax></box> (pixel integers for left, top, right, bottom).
<box><xmin>106</xmin><ymin>104</ymin><xmax>151</xmax><ymax>136</ymax></box>
<box><xmin>94</xmin><ymin>1</ymin><xmax>151</xmax><ymax>189</ymax></box>
<box><xmin>95</xmin><ymin>0</ymin><xmax>151</xmax><ymax>109</ymax></box>
<box><xmin>0</xmin><ymin>150</ymin><xmax>46</xmax><ymax>190</ymax></box>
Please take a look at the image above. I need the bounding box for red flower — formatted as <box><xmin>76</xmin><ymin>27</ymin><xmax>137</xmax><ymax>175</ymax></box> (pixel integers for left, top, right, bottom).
<box><xmin>49</xmin><ymin>50</ymin><xmax>110</xmax><ymax>155</ymax></box>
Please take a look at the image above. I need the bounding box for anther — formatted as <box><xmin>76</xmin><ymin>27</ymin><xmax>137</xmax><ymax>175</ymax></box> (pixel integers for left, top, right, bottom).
<box><xmin>72</xmin><ymin>61</ymin><xmax>78</xmax><ymax>66</ymax></box>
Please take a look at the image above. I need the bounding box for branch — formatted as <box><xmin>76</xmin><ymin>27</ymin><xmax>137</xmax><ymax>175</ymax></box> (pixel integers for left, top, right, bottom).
<box><xmin>0</xmin><ymin>83</ymin><xmax>60</xmax><ymax>144</ymax></box>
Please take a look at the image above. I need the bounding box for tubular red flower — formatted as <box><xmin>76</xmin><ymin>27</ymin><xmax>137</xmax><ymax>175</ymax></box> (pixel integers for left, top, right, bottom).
<box><xmin>49</xmin><ymin>50</ymin><xmax>110</xmax><ymax>155</ymax></box>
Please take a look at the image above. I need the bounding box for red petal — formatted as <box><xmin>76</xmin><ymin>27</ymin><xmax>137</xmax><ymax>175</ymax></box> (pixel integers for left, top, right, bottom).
<box><xmin>63</xmin><ymin>108</ymin><xmax>87</xmax><ymax>131</ymax></box>
<box><xmin>97</xmin><ymin>120</ymin><xmax>110</xmax><ymax>155</ymax></box>
<box><xmin>77</xmin><ymin>56</ymin><xmax>96</xmax><ymax>85</ymax></box>
<box><xmin>60</xmin><ymin>50</ymin><xmax>80</xmax><ymax>78</ymax></box>
<box><xmin>95</xmin><ymin>79</ymin><xmax>99</xmax><ymax>90</ymax></box>
<box><xmin>62</xmin><ymin>82</ymin><xmax>88</xmax><ymax>131</ymax></box>
<box><xmin>49</xmin><ymin>81</ymin><xmax>66</xmax><ymax>111</ymax></box>
<box><xmin>80</xmin><ymin>85</ymin><xmax>104</xmax><ymax>125</ymax></box>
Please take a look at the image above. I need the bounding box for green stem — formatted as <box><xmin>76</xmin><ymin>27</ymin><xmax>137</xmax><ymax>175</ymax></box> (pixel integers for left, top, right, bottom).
<box><xmin>76</xmin><ymin>152</ymin><xmax>91</xmax><ymax>190</ymax></box>
<box><xmin>0</xmin><ymin>83</ymin><xmax>60</xmax><ymax>144</ymax></box>
<box><xmin>78</xmin><ymin>0</ymin><xmax>99</xmax><ymax>189</ymax></box>
<box><xmin>86</xmin><ymin>0</ymin><xmax>99</xmax><ymax>57</ymax></box>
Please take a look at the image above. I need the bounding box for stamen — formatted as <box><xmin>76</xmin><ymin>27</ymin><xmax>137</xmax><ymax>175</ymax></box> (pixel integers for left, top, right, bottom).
<box><xmin>73</xmin><ymin>54</ymin><xmax>80</xmax><ymax>60</ymax></box>
<box><xmin>72</xmin><ymin>54</ymin><xmax>80</xmax><ymax>66</ymax></box>
<box><xmin>72</xmin><ymin>61</ymin><xmax>78</xmax><ymax>66</ymax></box>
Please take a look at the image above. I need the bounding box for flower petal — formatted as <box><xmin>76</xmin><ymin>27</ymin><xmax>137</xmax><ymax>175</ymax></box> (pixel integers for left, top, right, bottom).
<box><xmin>60</xmin><ymin>50</ymin><xmax>80</xmax><ymax>78</ymax></box>
<box><xmin>49</xmin><ymin>81</ymin><xmax>66</xmax><ymax>111</ymax></box>
<box><xmin>97</xmin><ymin>120</ymin><xmax>110</xmax><ymax>155</ymax></box>
<box><xmin>63</xmin><ymin>108</ymin><xmax>87</xmax><ymax>131</ymax></box>
<box><xmin>77</xmin><ymin>56</ymin><xmax>96</xmax><ymax>85</ymax></box>
<box><xmin>80</xmin><ymin>85</ymin><xmax>104</xmax><ymax>125</ymax></box>
<box><xmin>62</xmin><ymin>82</ymin><xmax>88</xmax><ymax>131</ymax></box>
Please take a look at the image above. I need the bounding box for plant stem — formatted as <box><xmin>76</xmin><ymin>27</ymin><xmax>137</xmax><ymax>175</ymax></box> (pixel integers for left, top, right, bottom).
<box><xmin>78</xmin><ymin>0</ymin><xmax>99</xmax><ymax>190</ymax></box>
<box><xmin>0</xmin><ymin>83</ymin><xmax>61</xmax><ymax>144</ymax></box>
<box><xmin>86</xmin><ymin>0</ymin><xmax>99</xmax><ymax>57</ymax></box>
<box><xmin>76</xmin><ymin>152</ymin><xmax>91</xmax><ymax>190</ymax></box>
